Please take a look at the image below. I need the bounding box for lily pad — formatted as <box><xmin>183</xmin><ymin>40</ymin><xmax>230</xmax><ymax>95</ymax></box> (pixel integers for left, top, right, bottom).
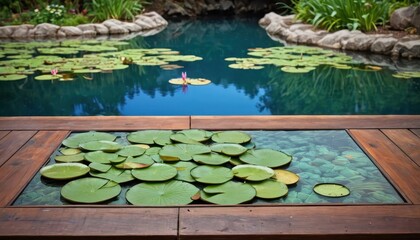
<box><xmin>127</xmin><ymin>130</ymin><xmax>173</xmax><ymax>146</ymax></box>
<box><xmin>169</xmin><ymin>161</ymin><xmax>198</xmax><ymax>182</ymax></box>
<box><xmin>90</xmin><ymin>166</ymin><xmax>135</xmax><ymax>183</ymax></box>
<box><xmin>126</xmin><ymin>180</ymin><xmax>199</xmax><ymax>206</ymax></box>
<box><xmin>62</xmin><ymin>131</ymin><xmax>116</xmax><ymax>148</ymax></box>
<box><xmin>192</xmin><ymin>152</ymin><xmax>231</xmax><ymax>165</ymax></box>
<box><xmin>251</xmin><ymin>180</ymin><xmax>288</xmax><ymax>199</ymax></box>
<box><xmin>232</xmin><ymin>165</ymin><xmax>274</xmax><ymax>181</ymax></box>
<box><xmin>239</xmin><ymin>149</ymin><xmax>292</xmax><ymax>168</ymax></box>
<box><xmin>132</xmin><ymin>163</ymin><xmax>177</xmax><ymax>181</ymax></box>
<box><xmin>79</xmin><ymin>140</ymin><xmax>122</xmax><ymax>152</ymax></box>
<box><xmin>54</xmin><ymin>153</ymin><xmax>85</xmax><ymax>163</ymax></box>
<box><xmin>175</xmin><ymin>129</ymin><xmax>213</xmax><ymax>142</ymax></box>
<box><xmin>313</xmin><ymin>183</ymin><xmax>350</xmax><ymax>198</ymax></box>
<box><xmin>117</xmin><ymin>145</ymin><xmax>146</xmax><ymax>157</ymax></box>
<box><xmin>61</xmin><ymin>178</ymin><xmax>121</xmax><ymax>203</ymax></box>
<box><xmin>89</xmin><ymin>162</ymin><xmax>112</xmax><ymax>173</ymax></box>
<box><xmin>281</xmin><ymin>66</ymin><xmax>315</xmax><ymax>73</ymax></box>
<box><xmin>273</xmin><ymin>169</ymin><xmax>300</xmax><ymax>185</ymax></box>
<box><xmin>59</xmin><ymin>148</ymin><xmax>81</xmax><ymax>155</ymax></box>
<box><xmin>40</xmin><ymin>163</ymin><xmax>89</xmax><ymax>180</ymax></box>
<box><xmin>34</xmin><ymin>74</ymin><xmax>61</xmax><ymax>80</ymax></box>
<box><xmin>0</xmin><ymin>74</ymin><xmax>27</xmax><ymax>81</ymax></box>
<box><xmin>190</xmin><ymin>165</ymin><xmax>233</xmax><ymax>184</ymax></box>
<box><xmin>200</xmin><ymin>181</ymin><xmax>256</xmax><ymax>205</ymax></box>
<box><xmin>85</xmin><ymin>151</ymin><xmax>119</xmax><ymax>164</ymax></box>
<box><xmin>159</xmin><ymin>144</ymin><xmax>211</xmax><ymax>161</ymax></box>
<box><xmin>211</xmin><ymin>131</ymin><xmax>251</xmax><ymax>144</ymax></box>
<box><xmin>210</xmin><ymin>143</ymin><xmax>248</xmax><ymax>156</ymax></box>
<box><xmin>168</xmin><ymin>78</ymin><xmax>211</xmax><ymax>85</ymax></box>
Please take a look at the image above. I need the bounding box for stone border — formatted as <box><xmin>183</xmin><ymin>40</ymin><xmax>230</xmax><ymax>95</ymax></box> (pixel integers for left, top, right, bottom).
<box><xmin>259</xmin><ymin>12</ymin><xmax>420</xmax><ymax>59</ymax></box>
<box><xmin>0</xmin><ymin>11</ymin><xmax>168</xmax><ymax>39</ymax></box>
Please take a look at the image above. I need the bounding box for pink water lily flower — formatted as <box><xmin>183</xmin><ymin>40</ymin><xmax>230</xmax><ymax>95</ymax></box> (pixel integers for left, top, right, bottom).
<box><xmin>51</xmin><ymin>69</ymin><xmax>58</xmax><ymax>75</ymax></box>
<box><xmin>181</xmin><ymin>72</ymin><xmax>187</xmax><ymax>84</ymax></box>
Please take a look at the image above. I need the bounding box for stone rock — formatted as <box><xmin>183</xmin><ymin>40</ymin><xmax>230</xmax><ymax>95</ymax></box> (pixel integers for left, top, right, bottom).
<box><xmin>28</xmin><ymin>23</ymin><xmax>60</xmax><ymax>37</ymax></box>
<box><xmin>56</xmin><ymin>30</ymin><xmax>66</xmax><ymax>38</ymax></box>
<box><xmin>370</xmin><ymin>37</ymin><xmax>398</xmax><ymax>54</ymax></box>
<box><xmin>289</xmin><ymin>23</ymin><xmax>313</xmax><ymax>32</ymax></box>
<box><xmin>318</xmin><ymin>30</ymin><xmax>361</xmax><ymax>49</ymax></box>
<box><xmin>390</xmin><ymin>6</ymin><xmax>416</xmax><ymax>30</ymax></box>
<box><xmin>102</xmin><ymin>19</ymin><xmax>123</xmax><ymax>28</ymax></box>
<box><xmin>108</xmin><ymin>25</ymin><xmax>129</xmax><ymax>35</ymax></box>
<box><xmin>77</xmin><ymin>24</ymin><xmax>96</xmax><ymax>32</ymax></box>
<box><xmin>94</xmin><ymin>24</ymin><xmax>109</xmax><ymax>35</ymax></box>
<box><xmin>0</xmin><ymin>26</ymin><xmax>17</xmax><ymax>38</ymax></box>
<box><xmin>82</xmin><ymin>30</ymin><xmax>97</xmax><ymax>36</ymax></box>
<box><xmin>11</xmin><ymin>24</ymin><xmax>34</xmax><ymax>38</ymax></box>
<box><xmin>392</xmin><ymin>39</ymin><xmax>420</xmax><ymax>58</ymax></box>
<box><xmin>121</xmin><ymin>22</ymin><xmax>142</xmax><ymax>32</ymax></box>
<box><xmin>413</xmin><ymin>6</ymin><xmax>420</xmax><ymax>34</ymax></box>
<box><xmin>135</xmin><ymin>11</ymin><xmax>168</xmax><ymax>29</ymax></box>
<box><xmin>342</xmin><ymin>34</ymin><xmax>378</xmax><ymax>51</ymax></box>
<box><xmin>59</xmin><ymin>26</ymin><xmax>83</xmax><ymax>36</ymax></box>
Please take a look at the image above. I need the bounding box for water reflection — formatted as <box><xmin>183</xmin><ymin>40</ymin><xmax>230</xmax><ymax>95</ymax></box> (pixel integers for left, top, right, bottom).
<box><xmin>0</xmin><ymin>17</ymin><xmax>419</xmax><ymax>116</ymax></box>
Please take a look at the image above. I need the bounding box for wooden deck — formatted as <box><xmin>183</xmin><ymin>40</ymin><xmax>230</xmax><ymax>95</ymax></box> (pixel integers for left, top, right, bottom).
<box><xmin>0</xmin><ymin>115</ymin><xmax>419</xmax><ymax>240</ymax></box>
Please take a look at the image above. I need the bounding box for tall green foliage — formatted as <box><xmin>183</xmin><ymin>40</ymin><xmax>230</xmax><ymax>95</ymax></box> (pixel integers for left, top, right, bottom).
<box><xmin>87</xmin><ymin>0</ymin><xmax>146</xmax><ymax>22</ymax></box>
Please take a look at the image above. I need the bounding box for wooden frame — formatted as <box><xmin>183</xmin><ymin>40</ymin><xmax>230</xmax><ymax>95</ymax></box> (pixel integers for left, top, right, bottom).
<box><xmin>0</xmin><ymin>116</ymin><xmax>419</xmax><ymax>239</ymax></box>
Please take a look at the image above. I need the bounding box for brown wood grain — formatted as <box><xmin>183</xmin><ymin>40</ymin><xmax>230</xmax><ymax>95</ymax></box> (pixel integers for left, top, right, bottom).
<box><xmin>191</xmin><ymin>115</ymin><xmax>420</xmax><ymax>129</ymax></box>
<box><xmin>0</xmin><ymin>131</ymin><xmax>69</xmax><ymax>207</ymax></box>
<box><xmin>382</xmin><ymin>129</ymin><xmax>420</xmax><ymax>167</ymax></box>
<box><xmin>349</xmin><ymin>129</ymin><xmax>420</xmax><ymax>204</ymax></box>
<box><xmin>179</xmin><ymin>205</ymin><xmax>420</xmax><ymax>240</ymax></box>
<box><xmin>0</xmin><ymin>131</ymin><xmax>37</xmax><ymax>167</ymax></box>
<box><xmin>0</xmin><ymin>207</ymin><xmax>177</xmax><ymax>239</ymax></box>
<box><xmin>0</xmin><ymin>131</ymin><xmax>10</xmax><ymax>140</ymax></box>
<box><xmin>411</xmin><ymin>129</ymin><xmax>420</xmax><ymax>138</ymax></box>
<box><xmin>0</xmin><ymin>116</ymin><xmax>190</xmax><ymax>131</ymax></box>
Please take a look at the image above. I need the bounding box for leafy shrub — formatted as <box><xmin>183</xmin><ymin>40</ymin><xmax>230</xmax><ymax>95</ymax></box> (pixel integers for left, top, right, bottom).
<box><xmin>86</xmin><ymin>0</ymin><xmax>146</xmax><ymax>22</ymax></box>
<box><xmin>290</xmin><ymin>0</ymin><xmax>394</xmax><ymax>32</ymax></box>
<box><xmin>32</xmin><ymin>4</ymin><xmax>66</xmax><ymax>25</ymax></box>
<box><xmin>60</xmin><ymin>14</ymin><xmax>90</xmax><ymax>26</ymax></box>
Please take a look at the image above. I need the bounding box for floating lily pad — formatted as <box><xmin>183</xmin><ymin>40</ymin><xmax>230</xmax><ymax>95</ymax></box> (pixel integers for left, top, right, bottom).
<box><xmin>54</xmin><ymin>153</ymin><xmax>85</xmax><ymax>163</ymax></box>
<box><xmin>62</xmin><ymin>131</ymin><xmax>116</xmax><ymax>148</ymax></box>
<box><xmin>170</xmin><ymin>133</ymin><xmax>202</xmax><ymax>144</ymax></box>
<box><xmin>0</xmin><ymin>74</ymin><xmax>27</xmax><ymax>81</ymax></box>
<box><xmin>73</xmin><ymin>69</ymin><xmax>102</xmax><ymax>74</ymax></box>
<box><xmin>229</xmin><ymin>157</ymin><xmax>245</xmax><ymax>166</ymax></box>
<box><xmin>190</xmin><ymin>165</ymin><xmax>233</xmax><ymax>184</ymax></box>
<box><xmin>114</xmin><ymin>161</ymin><xmax>151</xmax><ymax>169</ymax></box>
<box><xmin>126</xmin><ymin>180</ymin><xmax>199</xmax><ymax>206</ymax></box>
<box><xmin>193</xmin><ymin>153</ymin><xmax>231</xmax><ymax>165</ymax></box>
<box><xmin>232</xmin><ymin>165</ymin><xmax>274</xmax><ymax>181</ymax></box>
<box><xmin>281</xmin><ymin>66</ymin><xmax>315</xmax><ymax>73</ymax></box>
<box><xmin>211</xmin><ymin>131</ymin><xmax>251</xmax><ymax>144</ymax></box>
<box><xmin>160</xmin><ymin>64</ymin><xmax>184</xmax><ymax>70</ymax></box>
<box><xmin>40</xmin><ymin>163</ymin><xmax>89</xmax><ymax>180</ymax></box>
<box><xmin>273</xmin><ymin>169</ymin><xmax>299</xmax><ymax>185</ymax></box>
<box><xmin>313</xmin><ymin>183</ymin><xmax>350</xmax><ymax>198</ymax></box>
<box><xmin>59</xmin><ymin>148</ymin><xmax>81</xmax><ymax>155</ymax></box>
<box><xmin>228</xmin><ymin>63</ymin><xmax>263</xmax><ymax>70</ymax></box>
<box><xmin>90</xmin><ymin>166</ymin><xmax>135</xmax><ymax>183</ymax></box>
<box><xmin>131</xmin><ymin>163</ymin><xmax>177</xmax><ymax>181</ymax></box>
<box><xmin>169</xmin><ymin>161</ymin><xmax>198</xmax><ymax>182</ymax></box>
<box><xmin>159</xmin><ymin>144</ymin><xmax>211</xmax><ymax>161</ymax></box>
<box><xmin>168</xmin><ymin>78</ymin><xmax>211</xmax><ymax>85</ymax></box>
<box><xmin>117</xmin><ymin>145</ymin><xmax>146</xmax><ymax>157</ymax></box>
<box><xmin>127</xmin><ymin>130</ymin><xmax>173</xmax><ymax>146</ymax></box>
<box><xmin>170</xmin><ymin>129</ymin><xmax>213</xmax><ymax>143</ymax></box>
<box><xmin>210</xmin><ymin>143</ymin><xmax>248</xmax><ymax>156</ymax></box>
<box><xmin>85</xmin><ymin>151</ymin><xmax>119</xmax><ymax>164</ymax></box>
<box><xmin>79</xmin><ymin>140</ymin><xmax>122</xmax><ymax>152</ymax></box>
<box><xmin>251</xmin><ymin>180</ymin><xmax>288</xmax><ymax>199</ymax></box>
<box><xmin>89</xmin><ymin>162</ymin><xmax>112</xmax><ymax>173</ymax></box>
<box><xmin>34</xmin><ymin>74</ymin><xmax>61</xmax><ymax>80</ymax></box>
<box><xmin>393</xmin><ymin>71</ymin><xmax>420</xmax><ymax>79</ymax></box>
<box><xmin>240</xmin><ymin>149</ymin><xmax>292</xmax><ymax>168</ymax></box>
<box><xmin>145</xmin><ymin>147</ymin><xmax>161</xmax><ymax>156</ymax></box>
<box><xmin>61</xmin><ymin>178</ymin><xmax>121</xmax><ymax>203</ymax></box>
<box><xmin>200</xmin><ymin>181</ymin><xmax>256</xmax><ymax>205</ymax></box>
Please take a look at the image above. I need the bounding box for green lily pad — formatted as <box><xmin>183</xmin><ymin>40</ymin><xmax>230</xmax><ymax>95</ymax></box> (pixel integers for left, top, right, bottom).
<box><xmin>0</xmin><ymin>74</ymin><xmax>27</xmax><ymax>81</ymax></box>
<box><xmin>190</xmin><ymin>165</ymin><xmax>233</xmax><ymax>184</ymax></box>
<box><xmin>239</xmin><ymin>149</ymin><xmax>292</xmax><ymax>168</ymax></box>
<box><xmin>200</xmin><ymin>181</ymin><xmax>256</xmax><ymax>205</ymax></box>
<box><xmin>159</xmin><ymin>144</ymin><xmax>211</xmax><ymax>161</ymax></box>
<box><xmin>145</xmin><ymin>147</ymin><xmax>161</xmax><ymax>156</ymax></box>
<box><xmin>168</xmin><ymin>78</ymin><xmax>211</xmax><ymax>85</ymax></box>
<box><xmin>114</xmin><ymin>155</ymin><xmax>153</xmax><ymax>169</ymax></box>
<box><xmin>211</xmin><ymin>131</ymin><xmax>251</xmax><ymax>144</ymax></box>
<box><xmin>229</xmin><ymin>157</ymin><xmax>245</xmax><ymax>166</ymax></box>
<box><xmin>117</xmin><ymin>145</ymin><xmax>146</xmax><ymax>157</ymax></box>
<box><xmin>192</xmin><ymin>152</ymin><xmax>231</xmax><ymax>165</ymax></box>
<box><xmin>126</xmin><ymin>180</ymin><xmax>199</xmax><ymax>206</ymax></box>
<box><xmin>88</xmin><ymin>162</ymin><xmax>111</xmax><ymax>173</ymax></box>
<box><xmin>79</xmin><ymin>140</ymin><xmax>122</xmax><ymax>152</ymax></box>
<box><xmin>273</xmin><ymin>169</ymin><xmax>300</xmax><ymax>185</ymax></box>
<box><xmin>127</xmin><ymin>130</ymin><xmax>173</xmax><ymax>146</ymax></box>
<box><xmin>54</xmin><ymin>153</ymin><xmax>85</xmax><ymax>163</ymax></box>
<box><xmin>175</xmin><ymin>129</ymin><xmax>213</xmax><ymax>142</ymax></box>
<box><xmin>313</xmin><ymin>183</ymin><xmax>350</xmax><ymax>198</ymax></box>
<box><xmin>90</xmin><ymin>166</ymin><xmax>135</xmax><ymax>183</ymax></box>
<box><xmin>251</xmin><ymin>180</ymin><xmax>288</xmax><ymax>199</ymax></box>
<box><xmin>232</xmin><ymin>165</ymin><xmax>274</xmax><ymax>181</ymax></box>
<box><xmin>34</xmin><ymin>74</ymin><xmax>61</xmax><ymax>80</ymax></box>
<box><xmin>169</xmin><ymin>161</ymin><xmax>198</xmax><ymax>182</ymax></box>
<box><xmin>61</xmin><ymin>178</ymin><xmax>121</xmax><ymax>203</ymax></box>
<box><xmin>281</xmin><ymin>66</ymin><xmax>315</xmax><ymax>73</ymax></box>
<box><xmin>131</xmin><ymin>163</ymin><xmax>177</xmax><ymax>181</ymax></box>
<box><xmin>210</xmin><ymin>143</ymin><xmax>248</xmax><ymax>156</ymax></box>
<box><xmin>114</xmin><ymin>161</ymin><xmax>151</xmax><ymax>169</ymax></box>
<box><xmin>40</xmin><ymin>163</ymin><xmax>89</xmax><ymax>180</ymax></box>
<box><xmin>170</xmin><ymin>133</ymin><xmax>202</xmax><ymax>144</ymax></box>
<box><xmin>59</xmin><ymin>148</ymin><xmax>81</xmax><ymax>155</ymax></box>
<box><xmin>85</xmin><ymin>151</ymin><xmax>119</xmax><ymax>164</ymax></box>
<box><xmin>62</xmin><ymin>131</ymin><xmax>116</xmax><ymax>148</ymax></box>
<box><xmin>73</xmin><ymin>69</ymin><xmax>102</xmax><ymax>74</ymax></box>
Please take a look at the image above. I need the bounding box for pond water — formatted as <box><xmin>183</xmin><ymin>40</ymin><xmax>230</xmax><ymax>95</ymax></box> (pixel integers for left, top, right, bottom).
<box><xmin>14</xmin><ymin>130</ymin><xmax>404</xmax><ymax>205</ymax></box>
<box><xmin>0</xmin><ymin>17</ymin><xmax>419</xmax><ymax>116</ymax></box>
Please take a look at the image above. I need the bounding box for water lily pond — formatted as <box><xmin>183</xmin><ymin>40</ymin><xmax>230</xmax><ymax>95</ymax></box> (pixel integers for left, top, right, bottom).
<box><xmin>14</xmin><ymin>130</ymin><xmax>403</xmax><ymax>206</ymax></box>
<box><xmin>1</xmin><ymin>17</ymin><xmax>420</xmax><ymax>116</ymax></box>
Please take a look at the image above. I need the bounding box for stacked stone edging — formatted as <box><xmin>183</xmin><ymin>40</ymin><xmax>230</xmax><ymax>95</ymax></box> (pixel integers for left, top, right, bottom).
<box><xmin>259</xmin><ymin>12</ymin><xmax>420</xmax><ymax>59</ymax></box>
<box><xmin>0</xmin><ymin>11</ymin><xmax>168</xmax><ymax>39</ymax></box>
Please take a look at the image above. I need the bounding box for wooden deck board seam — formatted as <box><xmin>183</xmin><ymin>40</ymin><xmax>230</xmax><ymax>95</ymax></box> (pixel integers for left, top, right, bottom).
<box><xmin>380</xmin><ymin>129</ymin><xmax>420</xmax><ymax>168</ymax></box>
<box><xmin>0</xmin><ymin>130</ymin><xmax>38</xmax><ymax>169</ymax></box>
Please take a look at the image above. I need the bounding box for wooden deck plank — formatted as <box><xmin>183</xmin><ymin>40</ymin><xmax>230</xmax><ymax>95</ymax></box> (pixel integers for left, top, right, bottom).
<box><xmin>410</xmin><ymin>129</ymin><xmax>420</xmax><ymax>138</ymax></box>
<box><xmin>349</xmin><ymin>129</ymin><xmax>420</xmax><ymax>204</ymax></box>
<box><xmin>0</xmin><ymin>131</ymin><xmax>10</xmax><ymax>140</ymax></box>
<box><xmin>0</xmin><ymin>116</ymin><xmax>190</xmax><ymax>131</ymax></box>
<box><xmin>191</xmin><ymin>116</ymin><xmax>420</xmax><ymax>130</ymax></box>
<box><xmin>0</xmin><ymin>131</ymin><xmax>37</xmax><ymax>168</ymax></box>
<box><xmin>0</xmin><ymin>131</ymin><xmax>69</xmax><ymax>207</ymax></box>
<box><xmin>0</xmin><ymin>208</ymin><xmax>177</xmax><ymax>239</ymax></box>
<box><xmin>382</xmin><ymin>129</ymin><xmax>420</xmax><ymax>167</ymax></box>
<box><xmin>179</xmin><ymin>206</ymin><xmax>420</xmax><ymax>240</ymax></box>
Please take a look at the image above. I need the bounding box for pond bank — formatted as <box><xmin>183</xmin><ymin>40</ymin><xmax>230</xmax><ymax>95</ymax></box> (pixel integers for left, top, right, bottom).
<box><xmin>0</xmin><ymin>12</ymin><xmax>167</xmax><ymax>39</ymax></box>
<box><xmin>259</xmin><ymin>12</ymin><xmax>420</xmax><ymax>59</ymax></box>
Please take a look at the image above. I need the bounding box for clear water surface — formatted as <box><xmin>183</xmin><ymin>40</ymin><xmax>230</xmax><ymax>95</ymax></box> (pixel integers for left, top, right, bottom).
<box><xmin>0</xmin><ymin>17</ymin><xmax>419</xmax><ymax>116</ymax></box>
